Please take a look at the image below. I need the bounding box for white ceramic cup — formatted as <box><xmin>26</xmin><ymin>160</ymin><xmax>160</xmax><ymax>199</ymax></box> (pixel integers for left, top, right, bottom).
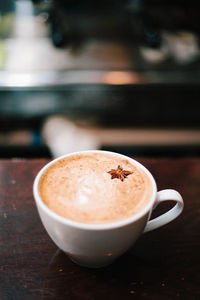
<box><xmin>33</xmin><ymin>150</ymin><xmax>184</xmax><ymax>268</ymax></box>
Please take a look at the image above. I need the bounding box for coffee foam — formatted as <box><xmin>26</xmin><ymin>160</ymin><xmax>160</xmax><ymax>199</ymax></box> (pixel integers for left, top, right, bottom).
<box><xmin>39</xmin><ymin>153</ymin><xmax>153</xmax><ymax>224</ymax></box>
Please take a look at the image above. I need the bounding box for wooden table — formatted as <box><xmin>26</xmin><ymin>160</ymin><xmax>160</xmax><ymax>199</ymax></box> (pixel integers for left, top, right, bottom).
<box><xmin>0</xmin><ymin>158</ymin><xmax>199</xmax><ymax>300</ymax></box>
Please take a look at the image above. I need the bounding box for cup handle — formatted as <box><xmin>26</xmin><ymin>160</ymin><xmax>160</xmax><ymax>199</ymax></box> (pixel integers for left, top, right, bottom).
<box><xmin>143</xmin><ymin>189</ymin><xmax>184</xmax><ymax>233</ymax></box>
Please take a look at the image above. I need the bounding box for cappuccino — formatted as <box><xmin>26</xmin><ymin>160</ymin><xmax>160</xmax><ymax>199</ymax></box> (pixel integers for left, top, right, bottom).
<box><xmin>39</xmin><ymin>153</ymin><xmax>153</xmax><ymax>224</ymax></box>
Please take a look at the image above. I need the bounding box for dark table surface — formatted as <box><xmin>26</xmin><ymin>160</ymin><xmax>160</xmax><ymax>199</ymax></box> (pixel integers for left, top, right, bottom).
<box><xmin>0</xmin><ymin>157</ymin><xmax>200</xmax><ymax>300</ymax></box>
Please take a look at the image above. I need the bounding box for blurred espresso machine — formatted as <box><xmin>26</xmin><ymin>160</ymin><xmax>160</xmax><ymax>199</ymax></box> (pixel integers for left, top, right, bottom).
<box><xmin>0</xmin><ymin>0</ymin><xmax>200</xmax><ymax>157</ymax></box>
<box><xmin>31</xmin><ymin>0</ymin><xmax>200</xmax><ymax>126</ymax></box>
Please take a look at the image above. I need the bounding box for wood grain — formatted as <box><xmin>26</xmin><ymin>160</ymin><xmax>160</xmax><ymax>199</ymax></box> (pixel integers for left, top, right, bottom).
<box><xmin>0</xmin><ymin>158</ymin><xmax>199</xmax><ymax>299</ymax></box>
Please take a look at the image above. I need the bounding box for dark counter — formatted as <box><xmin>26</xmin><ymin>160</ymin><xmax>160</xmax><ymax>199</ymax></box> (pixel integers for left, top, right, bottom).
<box><xmin>0</xmin><ymin>158</ymin><xmax>199</xmax><ymax>299</ymax></box>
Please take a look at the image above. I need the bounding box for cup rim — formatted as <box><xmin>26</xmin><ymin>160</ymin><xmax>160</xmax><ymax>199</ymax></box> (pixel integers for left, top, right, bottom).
<box><xmin>33</xmin><ymin>150</ymin><xmax>157</xmax><ymax>231</ymax></box>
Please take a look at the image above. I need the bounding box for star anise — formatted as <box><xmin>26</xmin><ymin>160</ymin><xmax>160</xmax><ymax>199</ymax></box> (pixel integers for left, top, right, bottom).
<box><xmin>107</xmin><ymin>165</ymin><xmax>133</xmax><ymax>182</ymax></box>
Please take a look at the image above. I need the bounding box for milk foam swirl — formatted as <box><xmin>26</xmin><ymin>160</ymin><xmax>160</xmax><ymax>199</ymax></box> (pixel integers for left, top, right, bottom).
<box><xmin>39</xmin><ymin>153</ymin><xmax>153</xmax><ymax>224</ymax></box>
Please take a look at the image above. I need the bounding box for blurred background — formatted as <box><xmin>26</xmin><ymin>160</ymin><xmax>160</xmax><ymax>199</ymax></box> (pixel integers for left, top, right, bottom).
<box><xmin>0</xmin><ymin>0</ymin><xmax>200</xmax><ymax>158</ymax></box>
